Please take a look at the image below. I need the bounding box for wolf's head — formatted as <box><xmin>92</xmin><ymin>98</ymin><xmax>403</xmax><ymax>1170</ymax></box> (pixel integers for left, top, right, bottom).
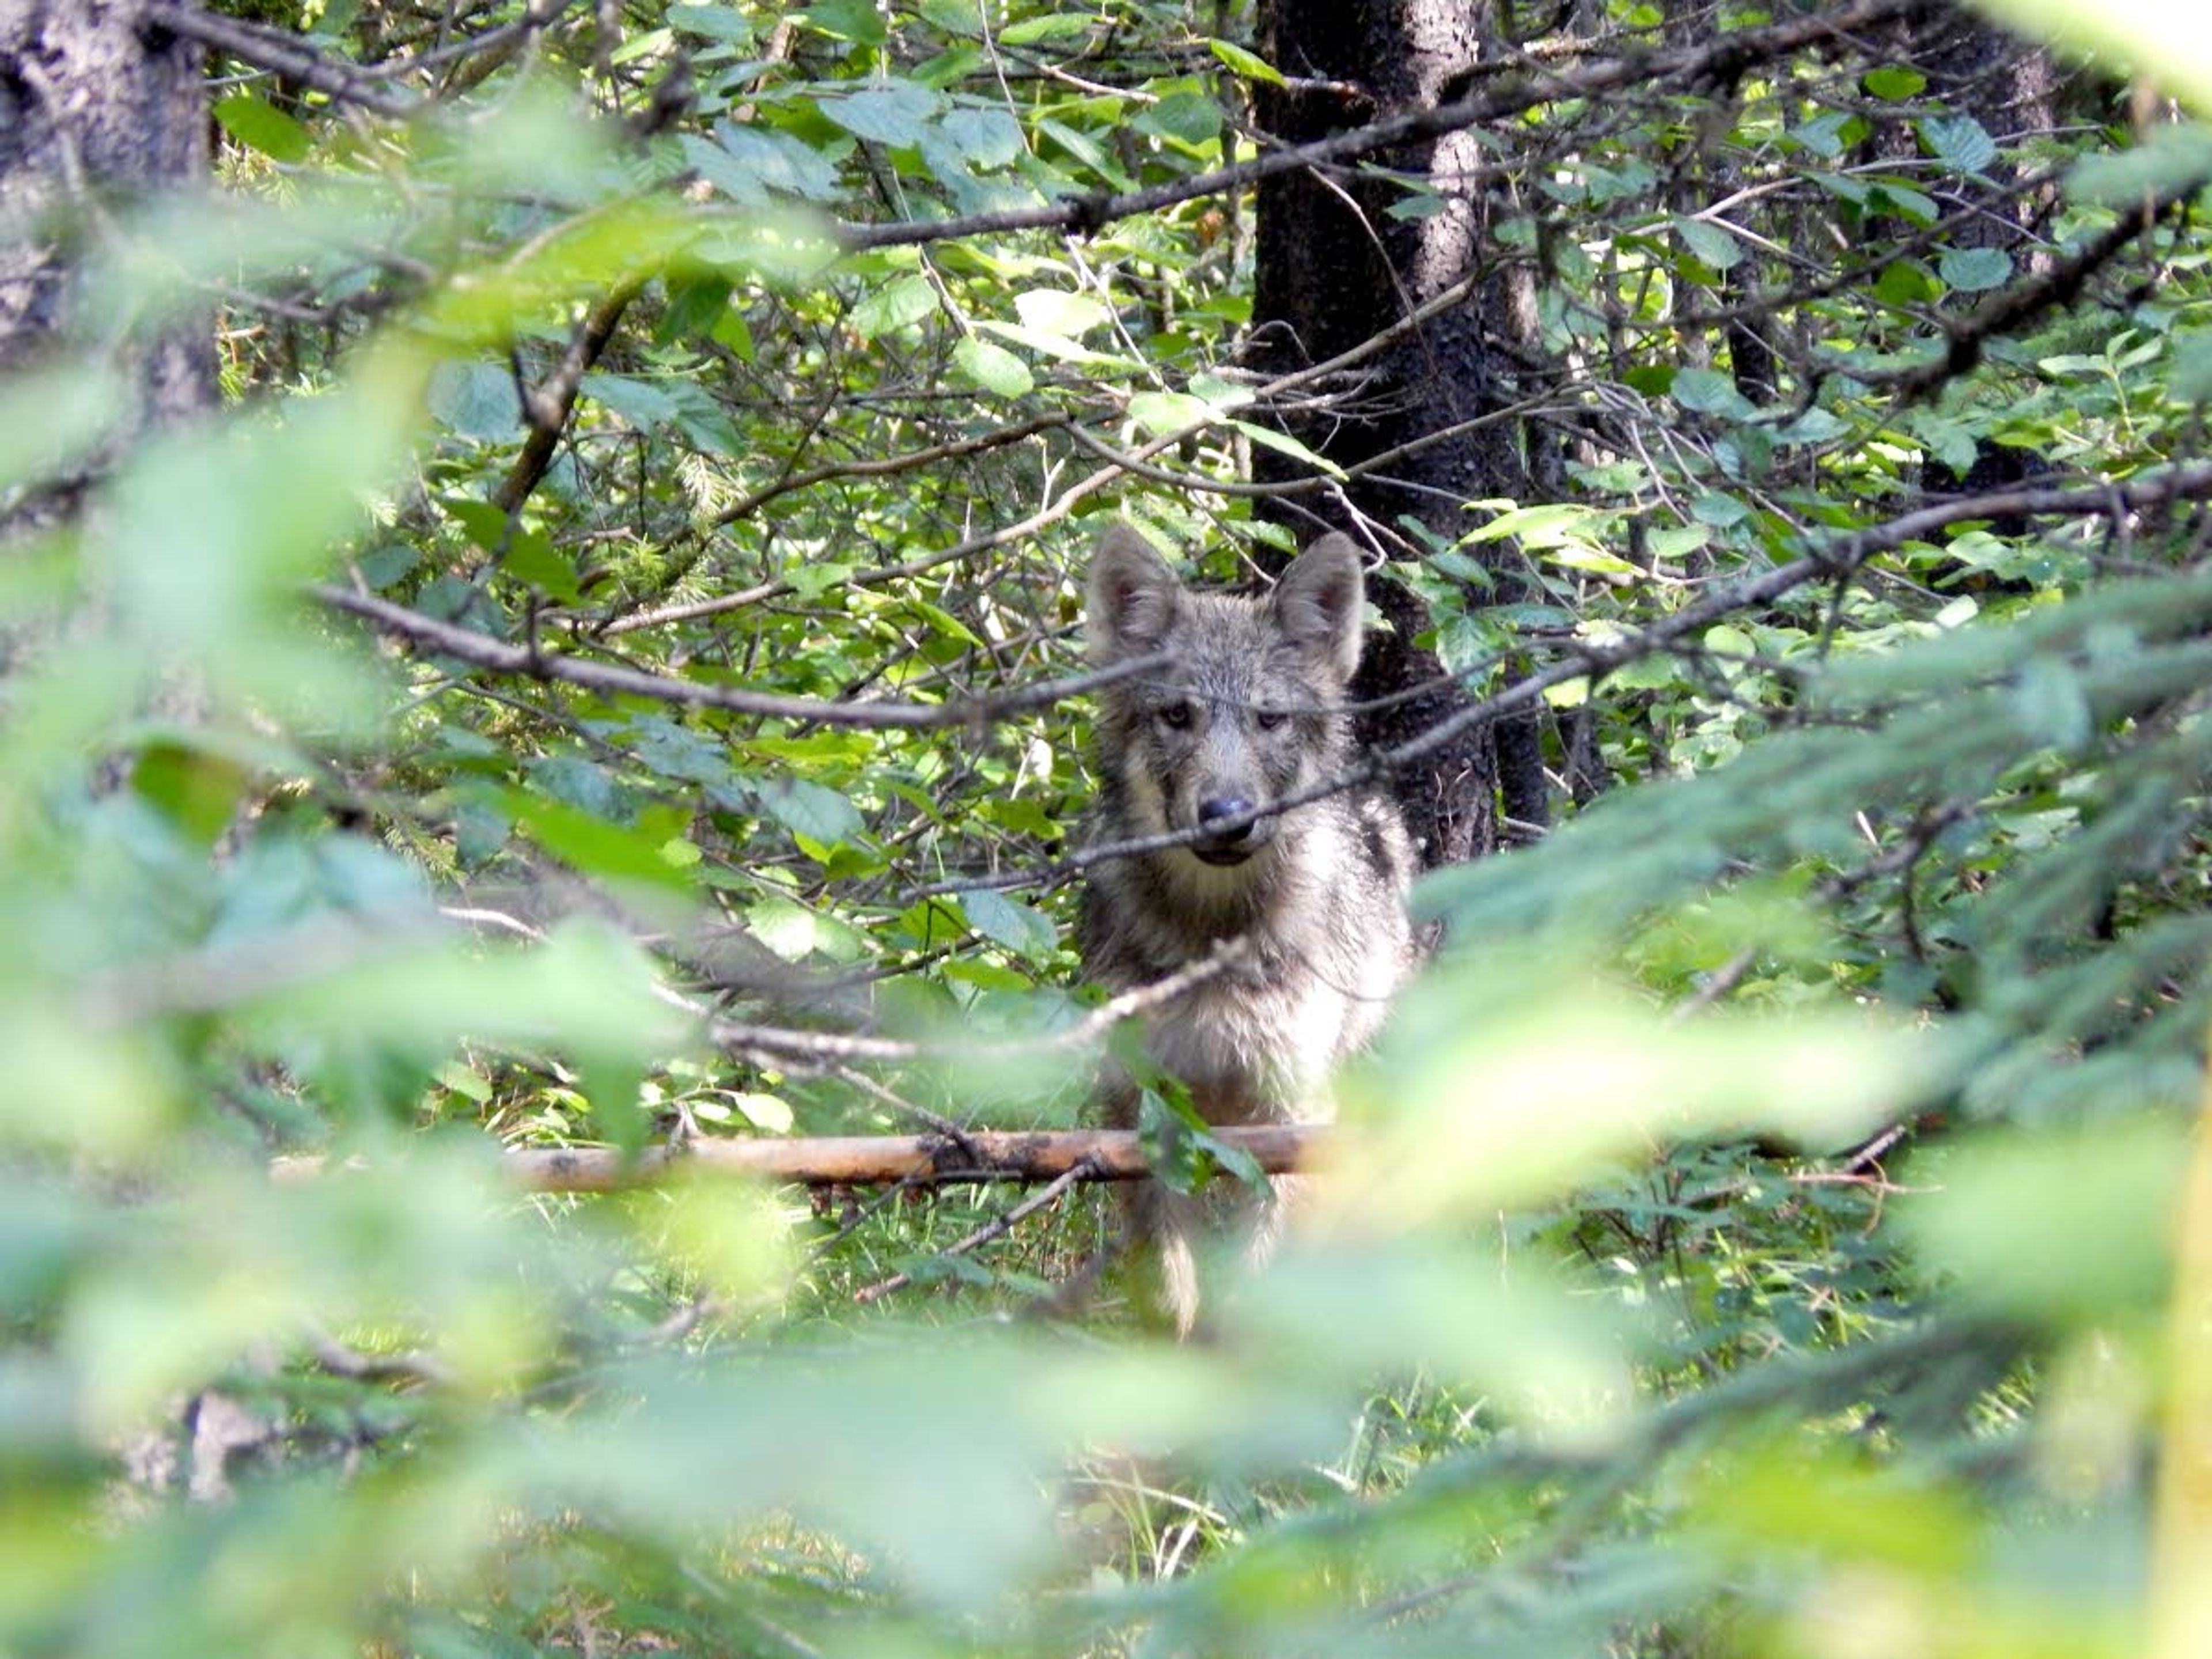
<box><xmin>1085</xmin><ymin>524</ymin><xmax>1367</xmax><ymax>876</ymax></box>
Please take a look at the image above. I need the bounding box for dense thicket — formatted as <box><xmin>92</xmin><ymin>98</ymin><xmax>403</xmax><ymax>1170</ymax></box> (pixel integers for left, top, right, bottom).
<box><xmin>3</xmin><ymin>1</ymin><xmax>2211</xmax><ymax>1654</ymax></box>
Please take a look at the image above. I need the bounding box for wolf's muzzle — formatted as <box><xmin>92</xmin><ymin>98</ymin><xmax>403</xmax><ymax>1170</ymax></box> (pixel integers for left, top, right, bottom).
<box><xmin>1193</xmin><ymin>795</ymin><xmax>1262</xmax><ymax>865</ymax></box>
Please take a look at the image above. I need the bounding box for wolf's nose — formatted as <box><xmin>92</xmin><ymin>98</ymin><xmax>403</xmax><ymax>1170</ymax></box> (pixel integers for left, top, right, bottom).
<box><xmin>1197</xmin><ymin>796</ymin><xmax>1257</xmax><ymax>842</ymax></box>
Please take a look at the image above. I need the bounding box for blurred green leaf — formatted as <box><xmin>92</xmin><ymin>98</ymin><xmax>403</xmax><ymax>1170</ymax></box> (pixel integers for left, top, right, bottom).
<box><xmin>214</xmin><ymin>92</ymin><xmax>313</xmax><ymax>164</ymax></box>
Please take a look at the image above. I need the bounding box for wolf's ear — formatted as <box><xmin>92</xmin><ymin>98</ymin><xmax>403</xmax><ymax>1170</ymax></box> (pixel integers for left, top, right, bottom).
<box><xmin>1272</xmin><ymin>532</ymin><xmax>1366</xmax><ymax>687</ymax></box>
<box><xmin>1086</xmin><ymin>524</ymin><xmax>1184</xmax><ymax>665</ymax></box>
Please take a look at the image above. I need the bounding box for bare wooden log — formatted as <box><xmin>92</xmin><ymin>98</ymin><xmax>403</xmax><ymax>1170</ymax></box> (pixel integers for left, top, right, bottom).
<box><xmin>272</xmin><ymin>1124</ymin><xmax>1327</xmax><ymax>1192</ymax></box>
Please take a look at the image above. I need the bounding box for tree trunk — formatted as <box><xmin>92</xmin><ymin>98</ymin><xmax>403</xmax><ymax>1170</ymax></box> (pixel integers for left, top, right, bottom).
<box><xmin>1250</xmin><ymin>0</ymin><xmax>1550</xmax><ymax>868</ymax></box>
<box><xmin>0</xmin><ymin>0</ymin><xmax>213</xmax><ymax>533</ymax></box>
<box><xmin>1875</xmin><ymin>13</ymin><xmax>2062</xmax><ymax>524</ymax></box>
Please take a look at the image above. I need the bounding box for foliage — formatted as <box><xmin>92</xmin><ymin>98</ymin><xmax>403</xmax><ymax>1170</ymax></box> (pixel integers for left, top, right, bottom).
<box><xmin>5</xmin><ymin>0</ymin><xmax>2212</xmax><ymax>1654</ymax></box>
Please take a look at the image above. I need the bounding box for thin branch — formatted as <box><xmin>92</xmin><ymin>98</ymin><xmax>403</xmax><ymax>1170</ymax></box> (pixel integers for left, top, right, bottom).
<box><xmin>852</xmin><ymin>1158</ymin><xmax>1099</xmax><ymax>1304</ymax></box>
<box><xmin>703</xmin><ymin>412</ymin><xmax>1077</xmax><ymax>534</ymax></box>
<box><xmin>498</xmin><ymin>279</ymin><xmax>641</xmax><ymax>515</ymax></box>
<box><xmin>141</xmin><ymin>1</ymin><xmax>421</xmax><ymax>120</ymax></box>
<box><xmin>1883</xmin><ymin>181</ymin><xmax>2199</xmax><ymax>404</ymax></box>
<box><xmin>598</xmin><ymin>411</ymin><xmax>1077</xmax><ymax>637</ymax></box>
<box><xmin>925</xmin><ymin>460</ymin><xmax>2212</xmax><ymax>895</ymax></box>
<box><xmin>595</xmin><ymin>252</ymin><xmax>1551</xmax><ymax>633</ymax></box>
<box><xmin>830</xmin><ymin>0</ymin><xmax>1926</xmax><ymax>255</ymax></box>
<box><xmin>315</xmin><ymin>582</ymin><xmax>1166</xmax><ymax>730</ymax></box>
<box><xmin>703</xmin><ymin>938</ymin><xmax>1248</xmax><ymax>1068</ymax></box>
<box><xmin>156</xmin><ymin>0</ymin><xmax>1923</xmax><ymax>272</ymax></box>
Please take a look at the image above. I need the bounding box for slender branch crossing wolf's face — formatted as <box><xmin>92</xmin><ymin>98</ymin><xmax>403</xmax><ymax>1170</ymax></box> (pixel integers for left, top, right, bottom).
<box><xmin>1084</xmin><ymin>524</ymin><xmax>1365</xmax><ymax>885</ymax></box>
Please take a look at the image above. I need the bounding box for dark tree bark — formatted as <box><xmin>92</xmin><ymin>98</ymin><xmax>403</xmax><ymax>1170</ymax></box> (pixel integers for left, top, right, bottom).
<box><xmin>1874</xmin><ymin>13</ymin><xmax>2063</xmax><ymax>530</ymax></box>
<box><xmin>0</xmin><ymin>0</ymin><xmax>214</xmax><ymax>533</ymax></box>
<box><xmin>1249</xmin><ymin>0</ymin><xmax>1551</xmax><ymax>869</ymax></box>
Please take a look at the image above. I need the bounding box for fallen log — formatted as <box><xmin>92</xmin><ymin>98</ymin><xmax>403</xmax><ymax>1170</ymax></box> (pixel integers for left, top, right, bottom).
<box><xmin>274</xmin><ymin>1124</ymin><xmax>1327</xmax><ymax>1192</ymax></box>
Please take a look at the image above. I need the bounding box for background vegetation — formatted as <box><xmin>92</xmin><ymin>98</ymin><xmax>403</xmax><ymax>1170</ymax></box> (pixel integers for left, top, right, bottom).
<box><xmin>4</xmin><ymin>0</ymin><xmax>2212</xmax><ymax>1653</ymax></box>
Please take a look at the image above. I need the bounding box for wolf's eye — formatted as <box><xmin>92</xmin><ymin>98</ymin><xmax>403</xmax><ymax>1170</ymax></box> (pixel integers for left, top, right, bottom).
<box><xmin>1254</xmin><ymin>708</ymin><xmax>1287</xmax><ymax>731</ymax></box>
<box><xmin>1156</xmin><ymin>700</ymin><xmax>1194</xmax><ymax>730</ymax></box>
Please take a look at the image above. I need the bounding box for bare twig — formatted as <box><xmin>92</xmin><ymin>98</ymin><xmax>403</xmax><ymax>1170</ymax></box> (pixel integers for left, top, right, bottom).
<box><xmin>930</xmin><ymin>460</ymin><xmax>2212</xmax><ymax>895</ymax></box>
<box><xmin>141</xmin><ymin>1</ymin><xmax>421</xmax><ymax>119</ymax></box>
<box><xmin>1883</xmin><ymin>181</ymin><xmax>2199</xmax><ymax>404</ymax></box>
<box><xmin>704</xmin><ymin>938</ymin><xmax>1248</xmax><ymax>1068</ymax></box>
<box><xmin>852</xmin><ymin>1158</ymin><xmax>1098</xmax><ymax>1304</ymax></box>
<box><xmin>827</xmin><ymin>0</ymin><xmax>1925</xmax><ymax>256</ymax></box>
<box><xmin>498</xmin><ymin>279</ymin><xmax>641</xmax><ymax>514</ymax></box>
<box><xmin>315</xmin><ymin>582</ymin><xmax>1167</xmax><ymax>730</ymax></box>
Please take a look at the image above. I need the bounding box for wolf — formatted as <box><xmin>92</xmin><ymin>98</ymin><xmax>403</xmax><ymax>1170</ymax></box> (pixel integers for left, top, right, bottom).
<box><xmin>1077</xmin><ymin>522</ymin><xmax>1417</xmax><ymax>1336</ymax></box>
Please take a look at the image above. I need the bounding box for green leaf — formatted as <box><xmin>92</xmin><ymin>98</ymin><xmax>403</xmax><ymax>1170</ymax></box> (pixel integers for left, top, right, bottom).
<box><xmin>1903</xmin><ymin>1120</ymin><xmax>2182</xmax><ymax>1326</ymax></box>
<box><xmin>654</xmin><ymin>271</ymin><xmax>734</xmax><ymax>343</ymax></box>
<box><xmin>0</xmin><ymin>361</ymin><xmax>118</xmax><ymax>493</ymax></box>
<box><xmin>1135</xmin><ymin>91</ymin><xmax>1222</xmax><ymax>147</ymax></box>
<box><xmin>796</xmin><ymin>0</ymin><xmax>888</xmax><ymax>45</ymax></box>
<box><xmin>745</xmin><ymin>894</ymin><xmax>866</xmax><ymax>961</ymax></box>
<box><xmin>1787</xmin><ymin>110</ymin><xmax>1853</xmax><ymax>159</ymax></box>
<box><xmin>1540</xmin><ymin>545</ymin><xmax>1639</xmax><ymax>578</ymax></box>
<box><xmin>355</xmin><ymin>544</ymin><xmax>420</xmax><ymax>589</ymax></box>
<box><xmin>953</xmin><ymin>335</ymin><xmax>1034</xmax><ymax>397</ymax></box>
<box><xmin>849</xmin><ymin>274</ymin><xmax>939</xmax><ymax>339</ymax></box>
<box><xmin>1862</xmin><ymin>65</ymin><xmax>1927</xmax><ymax>99</ymax></box>
<box><xmin>454</xmin><ymin>800</ymin><xmax>510</xmax><ymax>868</ymax></box>
<box><xmin>131</xmin><ymin>738</ymin><xmax>249</xmax><ymax>851</ymax></box>
<box><xmin>820</xmin><ymin>82</ymin><xmax>942</xmax><ymax>146</ymax></box>
<box><xmin>1232</xmin><ymin>419</ymin><xmax>1344</xmax><ymax>477</ymax></box>
<box><xmin>1969</xmin><ymin>0</ymin><xmax>2212</xmax><ymax>114</ymax></box>
<box><xmin>107</xmin><ymin>376</ymin><xmax>419</xmax><ymax>709</ymax></box>
<box><xmin>1126</xmin><ymin>389</ymin><xmax>1217</xmax><ymax>436</ymax></box>
<box><xmin>1671</xmin><ymin>367</ymin><xmax>1754</xmax><ymax>418</ymax></box>
<box><xmin>897</xmin><ymin>597</ymin><xmax>984</xmax><ymax>649</ymax></box>
<box><xmin>440</xmin><ymin>495</ymin><xmax>507</xmax><ymax>551</ymax></box>
<box><xmin>2070</xmin><ymin>122</ymin><xmax>2212</xmax><ymax>206</ymax></box>
<box><xmin>2014</xmin><ymin>656</ymin><xmax>2092</xmax><ymax>753</ymax></box>
<box><xmin>1463</xmin><ymin>502</ymin><xmax>1609</xmax><ymax>548</ymax></box>
<box><xmin>1207</xmin><ymin>38</ymin><xmax>1287</xmax><ymax>85</ymax></box>
<box><xmin>1012</xmin><ymin>288</ymin><xmax>1111</xmax><ymax>338</ymax></box>
<box><xmin>748</xmin><ymin>893</ymin><xmax>823</xmax><ymax>961</ymax></box>
<box><xmin>1938</xmin><ymin>247</ymin><xmax>2012</xmax><ymax>293</ymax></box>
<box><xmin>757</xmin><ymin>778</ymin><xmax>864</xmax><ymax>847</ymax></box>
<box><xmin>669</xmin><ymin>6</ymin><xmax>757</xmax><ymax>44</ymax></box>
<box><xmin>1920</xmin><ymin>113</ymin><xmax>1997</xmax><ymax>173</ymax></box>
<box><xmin>684</xmin><ymin>128</ymin><xmax>841</xmax><ymax>205</ymax></box>
<box><xmin>2173</xmin><ymin>331</ymin><xmax>2212</xmax><ymax>400</ymax></box>
<box><xmin>1907</xmin><ymin>410</ymin><xmax>1980</xmax><ymax>474</ymax></box>
<box><xmin>1873</xmin><ymin>259</ymin><xmax>1940</xmax><ymax>305</ymax></box>
<box><xmin>506</xmin><ymin>792</ymin><xmax>697</xmax><ymax>896</ymax></box>
<box><xmin>213</xmin><ymin>92</ymin><xmax>312</xmax><ymax>164</ymax></box>
<box><xmin>973</xmin><ymin>319</ymin><xmax>1123</xmax><ymax>365</ymax></box>
<box><xmin>1865</xmin><ymin>180</ymin><xmax>1940</xmax><ymax>225</ymax></box>
<box><xmin>728</xmin><ymin>1091</ymin><xmax>794</xmax><ymax>1132</ymax></box>
<box><xmin>937</xmin><ymin>108</ymin><xmax>1023</xmax><ymax>168</ymax></box>
<box><xmin>1674</xmin><ymin>217</ymin><xmax>1745</xmax><ymax>271</ymax></box>
<box><xmin>581</xmin><ymin>372</ymin><xmax>681</xmax><ymax>431</ymax></box>
<box><xmin>502</xmin><ymin>528</ymin><xmax>581</xmax><ymax>603</ymax></box>
<box><xmin>1647</xmin><ymin>524</ymin><xmax>1710</xmax><ymax>560</ymax></box>
<box><xmin>530</xmin><ymin>755</ymin><xmax>621</xmax><ymax>817</ymax></box>
<box><xmin>960</xmin><ymin>888</ymin><xmax>1059</xmax><ymax>961</ymax></box>
<box><xmin>999</xmin><ymin>13</ymin><xmax>1096</xmax><ymax>44</ymax></box>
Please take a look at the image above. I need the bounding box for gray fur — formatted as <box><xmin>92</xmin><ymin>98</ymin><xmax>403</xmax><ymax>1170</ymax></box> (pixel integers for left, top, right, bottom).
<box><xmin>1078</xmin><ymin>523</ymin><xmax>1417</xmax><ymax>1335</ymax></box>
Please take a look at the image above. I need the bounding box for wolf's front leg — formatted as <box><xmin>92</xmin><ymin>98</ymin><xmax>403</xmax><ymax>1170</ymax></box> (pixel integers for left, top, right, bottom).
<box><xmin>1123</xmin><ymin>1177</ymin><xmax>1206</xmax><ymax>1339</ymax></box>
